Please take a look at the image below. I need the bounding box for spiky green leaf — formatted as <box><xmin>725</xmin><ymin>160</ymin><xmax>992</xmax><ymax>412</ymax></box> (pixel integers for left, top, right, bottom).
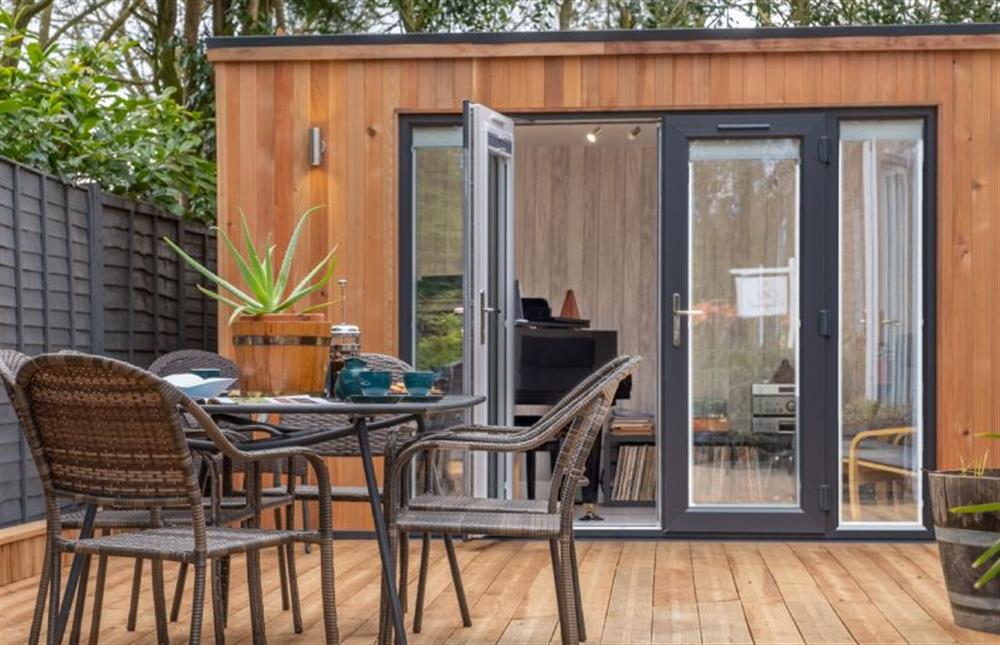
<box><xmin>286</xmin><ymin>247</ymin><xmax>338</xmax><ymax>301</ymax></box>
<box><xmin>951</xmin><ymin>502</ymin><xmax>1000</xmax><ymax>515</ymax></box>
<box><xmin>274</xmin><ymin>205</ymin><xmax>325</xmax><ymax>301</ymax></box>
<box><xmin>974</xmin><ymin>558</ymin><xmax>1000</xmax><ymax>589</ymax></box>
<box><xmin>273</xmin><ymin>254</ymin><xmax>337</xmax><ymax>313</ymax></box>
<box><xmin>300</xmin><ymin>299</ymin><xmax>340</xmax><ymax>314</ymax></box>
<box><xmin>212</xmin><ymin>225</ymin><xmax>272</xmax><ymax>307</ymax></box>
<box><xmin>164</xmin><ymin>236</ymin><xmax>263</xmax><ymax>309</ymax></box>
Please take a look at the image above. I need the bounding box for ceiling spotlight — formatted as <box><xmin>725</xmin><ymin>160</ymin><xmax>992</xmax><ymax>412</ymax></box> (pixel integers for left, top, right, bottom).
<box><xmin>586</xmin><ymin>126</ymin><xmax>602</xmax><ymax>143</ymax></box>
<box><xmin>628</xmin><ymin>126</ymin><xmax>642</xmax><ymax>140</ymax></box>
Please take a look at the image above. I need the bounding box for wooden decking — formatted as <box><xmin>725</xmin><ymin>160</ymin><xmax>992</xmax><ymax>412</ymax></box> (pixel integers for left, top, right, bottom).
<box><xmin>0</xmin><ymin>539</ymin><xmax>988</xmax><ymax>644</ymax></box>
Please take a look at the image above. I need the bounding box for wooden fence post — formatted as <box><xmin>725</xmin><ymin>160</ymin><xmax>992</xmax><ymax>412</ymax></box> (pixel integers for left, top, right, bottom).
<box><xmin>86</xmin><ymin>184</ymin><xmax>105</xmax><ymax>355</ymax></box>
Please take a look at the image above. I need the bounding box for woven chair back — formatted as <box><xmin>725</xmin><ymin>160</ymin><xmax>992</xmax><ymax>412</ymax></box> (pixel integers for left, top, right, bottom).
<box><xmin>360</xmin><ymin>352</ymin><xmax>413</xmax><ymax>374</ymax></box>
<box><xmin>15</xmin><ymin>353</ymin><xmax>203</xmax><ymax>509</ymax></box>
<box><xmin>0</xmin><ymin>349</ymin><xmax>30</xmax><ymax>387</ymax></box>
<box><xmin>148</xmin><ymin>349</ymin><xmax>240</xmax><ymax>379</ymax></box>
<box><xmin>547</xmin><ymin>356</ymin><xmax>641</xmax><ymax>513</ymax></box>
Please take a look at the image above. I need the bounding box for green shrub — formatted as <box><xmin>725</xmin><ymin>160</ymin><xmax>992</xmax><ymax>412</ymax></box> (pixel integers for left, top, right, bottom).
<box><xmin>0</xmin><ymin>11</ymin><xmax>215</xmax><ymax>223</ymax></box>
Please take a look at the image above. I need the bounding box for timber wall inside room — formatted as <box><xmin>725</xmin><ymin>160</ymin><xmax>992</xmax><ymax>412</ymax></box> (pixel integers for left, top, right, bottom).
<box><xmin>208</xmin><ymin>31</ymin><xmax>1000</xmax><ymax>531</ymax></box>
<box><xmin>514</xmin><ymin>139</ymin><xmax>659</xmax><ymax>414</ymax></box>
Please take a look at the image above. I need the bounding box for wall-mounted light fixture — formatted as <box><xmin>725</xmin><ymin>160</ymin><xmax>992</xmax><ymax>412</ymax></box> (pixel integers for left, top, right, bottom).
<box><xmin>585</xmin><ymin>126</ymin><xmax>602</xmax><ymax>144</ymax></box>
<box><xmin>309</xmin><ymin>127</ymin><xmax>326</xmax><ymax>166</ymax></box>
<box><xmin>628</xmin><ymin>126</ymin><xmax>642</xmax><ymax>140</ymax></box>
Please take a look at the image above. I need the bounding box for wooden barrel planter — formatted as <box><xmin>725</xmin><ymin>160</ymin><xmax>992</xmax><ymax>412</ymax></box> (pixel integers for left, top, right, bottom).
<box><xmin>928</xmin><ymin>470</ymin><xmax>1000</xmax><ymax>634</ymax></box>
<box><xmin>231</xmin><ymin>313</ymin><xmax>330</xmax><ymax>396</ymax></box>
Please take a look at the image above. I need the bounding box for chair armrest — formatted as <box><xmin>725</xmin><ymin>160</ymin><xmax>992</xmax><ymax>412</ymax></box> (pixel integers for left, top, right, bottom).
<box><xmin>441</xmin><ymin>424</ymin><xmax>524</xmax><ymax>435</ymax></box>
<box><xmin>179</xmin><ymin>396</ymin><xmax>337</xmax><ymax>534</ymax></box>
<box><xmin>847</xmin><ymin>426</ymin><xmax>915</xmax><ymax>467</ymax></box>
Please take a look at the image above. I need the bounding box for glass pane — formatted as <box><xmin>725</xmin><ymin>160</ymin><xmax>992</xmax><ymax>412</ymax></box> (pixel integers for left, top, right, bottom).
<box><xmin>839</xmin><ymin>120</ymin><xmax>923</xmax><ymax>525</ymax></box>
<box><xmin>689</xmin><ymin>138</ymin><xmax>800</xmax><ymax>507</ymax></box>
<box><xmin>412</xmin><ymin>130</ymin><xmax>465</xmax><ymax>494</ymax></box>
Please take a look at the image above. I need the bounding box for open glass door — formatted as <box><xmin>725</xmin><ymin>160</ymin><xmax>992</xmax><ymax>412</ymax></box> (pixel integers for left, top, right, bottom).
<box><xmin>463</xmin><ymin>101</ymin><xmax>516</xmax><ymax>498</ymax></box>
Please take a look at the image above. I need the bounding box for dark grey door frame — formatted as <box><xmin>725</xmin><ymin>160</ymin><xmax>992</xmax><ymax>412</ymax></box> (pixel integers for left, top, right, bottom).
<box><xmin>659</xmin><ymin>112</ymin><xmax>830</xmax><ymax>534</ymax></box>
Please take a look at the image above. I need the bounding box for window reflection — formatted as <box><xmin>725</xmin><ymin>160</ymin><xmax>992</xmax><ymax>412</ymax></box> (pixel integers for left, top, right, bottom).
<box><xmin>688</xmin><ymin>139</ymin><xmax>800</xmax><ymax>507</ymax></box>
<box><xmin>412</xmin><ymin>130</ymin><xmax>466</xmax><ymax>495</ymax></box>
<box><xmin>839</xmin><ymin>120</ymin><xmax>923</xmax><ymax>524</ymax></box>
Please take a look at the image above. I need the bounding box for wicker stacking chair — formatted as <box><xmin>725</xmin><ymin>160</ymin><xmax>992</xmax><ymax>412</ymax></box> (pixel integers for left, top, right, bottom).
<box><xmin>396</xmin><ymin>355</ymin><xmax>632</xmax><ymax>635</ymax></box>
<box><xmin>381</xmin><ymin>356</ymin><xmax>640</xmax><ymax>645</ymax></box>
<box><xmin>7</xmin><ymin>353</ymin><xmax>340</xmax><ymax>645</ymax></box>
<box><xmin>148</xmin><ymin>349</ymin><xmax>304</xmax><ymax>627</ymax></box>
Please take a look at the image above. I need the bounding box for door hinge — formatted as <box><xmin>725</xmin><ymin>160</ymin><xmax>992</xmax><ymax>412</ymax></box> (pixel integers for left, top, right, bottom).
<box><xmin>819</xmin><ymin>484</ymin><xmax>831</xmax><ymax>512</ymax></box>
<box><xmin>818</xmin><ymin>309</ymin><xmax>831</xmax><ymax>337</ymax></box>
<box><xmin>818</xmin><ymin>136</ymin><xmax>831</xmax><ymax>164</ymax></box>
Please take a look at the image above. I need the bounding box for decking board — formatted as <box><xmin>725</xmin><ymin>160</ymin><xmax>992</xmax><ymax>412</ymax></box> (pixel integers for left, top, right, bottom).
<box><xmin>0</xmin><ymin>539</ymin><xmax>974</xmax><ymax>644</ymax></box>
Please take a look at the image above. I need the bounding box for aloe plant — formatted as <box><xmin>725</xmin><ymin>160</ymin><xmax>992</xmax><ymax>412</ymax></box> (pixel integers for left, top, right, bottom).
<box><xmin>164</xmin><ymin>206</ymin><xmax>337</xmax><ymax>323</ymax></box>
<box><xmin>950</xmin><ymin>432</ymin><xmax>1000</xmax><ymax>589</ymax></box>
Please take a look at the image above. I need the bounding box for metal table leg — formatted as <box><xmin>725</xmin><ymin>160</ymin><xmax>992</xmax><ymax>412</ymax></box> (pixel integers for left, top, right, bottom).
<box><xmin>355</xmin><ymin>418</ymin><xmax>408</xmax><ymax>645</ymax></box>
<box><xmin>55</xmin><ymin>503</ymin><xmax>96</xmax><ymax>643</ymax></box>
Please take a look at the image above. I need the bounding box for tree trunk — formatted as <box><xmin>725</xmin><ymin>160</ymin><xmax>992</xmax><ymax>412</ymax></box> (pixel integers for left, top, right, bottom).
<box><xmin>273</xmin><ymin>0</ymin><xmax>286</xmax><ymax>33</ymax></box>
<box><xmin>154</xmin><ymin>0</ymin><xmax>182</xmax><ymax>99</ymax></box>
<box><xmin>37</xmin><ymin>2</ymin><xmax>53</xmax><ymax>46</ymax></box>
<box><xmin>788</xmin><ymin>0</ymin><xmax>813</xmax><ymax>26</ymax></box>
<box><xmin>397</xmin><ymin>0</ymin><xmax>421</xmax><ymax>33</ymax></box>
<box><xmin>558</xmin><ymin>0</ymin><xmax>573</xmax><ymax>30</ymax></box>
<box><xmin>184</xmin><ymin>0</ymin><xmax>201</xmax><ymax>46</ymax></box>
<box><xmin>212</xmin><ymin>0</ymin><xmax>233</xmax><ymax>35</ymax></box>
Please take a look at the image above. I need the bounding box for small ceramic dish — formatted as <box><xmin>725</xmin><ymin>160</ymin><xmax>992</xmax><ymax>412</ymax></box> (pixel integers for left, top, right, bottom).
<box><xmin>163</xmin><ymin>373</ymin><xmax>236</xmax><ymax>399</ymax></box>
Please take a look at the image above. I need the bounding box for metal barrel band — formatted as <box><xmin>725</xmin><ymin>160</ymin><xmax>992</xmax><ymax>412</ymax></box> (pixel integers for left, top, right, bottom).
<box><xmin>232</xmin><ymin>335</ymin><xmax>329</xmax><ymax>347</ymax></box>
<box><xmin>947</xmin><ymin>591</ymin><xmax>1000</xmax><ymax>611</ymax></box>
<box><xmin>933</xmin><ymin>526</ymin><xmax>999</xmax><ymax>548</ymax></box>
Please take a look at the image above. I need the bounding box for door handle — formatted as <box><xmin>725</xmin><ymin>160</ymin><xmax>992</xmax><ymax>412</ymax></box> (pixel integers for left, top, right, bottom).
<box><xmin>672</xmin><ymin>293</ymin><xmax>704</xmax><ymax>348</ymax></box>
<box><xmin>479</xmin><ymin>290</ymin><xmax>500</xmax><ymax>345</ymax></box>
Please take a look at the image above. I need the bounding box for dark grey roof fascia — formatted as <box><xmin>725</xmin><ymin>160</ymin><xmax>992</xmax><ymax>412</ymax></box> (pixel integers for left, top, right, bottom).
<box><xmin>206</xmin><ymin>23</ymin><xmax>1000</xmax><ymax>50</ymax></box>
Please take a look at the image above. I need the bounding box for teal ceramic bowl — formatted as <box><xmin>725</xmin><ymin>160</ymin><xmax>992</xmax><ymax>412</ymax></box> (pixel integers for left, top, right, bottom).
<box><xmin>359</xmin><ymin>371</ymin><xmax>392</xmax><ymax>396</ymax></box>
<box><xmin>403</xmin><ymin>371</ymin><xmax>435</xmax><ymax>397</ymax></box>
<box><xmin>191</xmin><ymin>368</ymin><xmax>221</xmax><ymax>379</ymax></box>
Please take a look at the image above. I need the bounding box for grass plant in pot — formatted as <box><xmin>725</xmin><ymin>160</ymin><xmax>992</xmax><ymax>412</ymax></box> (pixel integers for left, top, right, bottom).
<box><xmin>928</xmin><ymin>433</ymin><xmax>1000</xmax><ymax>634</ymax></box>
<box><xmin>165</xmin><ymin>206</ymin><xmax>337</xmax><ymax>396</ymax></box>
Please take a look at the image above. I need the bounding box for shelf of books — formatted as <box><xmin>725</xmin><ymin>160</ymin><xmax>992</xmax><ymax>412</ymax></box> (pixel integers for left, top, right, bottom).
<box><xmin>603</xmin><ymin>409</ymin><xmax>656</xmax><ymax>507</ymax></box>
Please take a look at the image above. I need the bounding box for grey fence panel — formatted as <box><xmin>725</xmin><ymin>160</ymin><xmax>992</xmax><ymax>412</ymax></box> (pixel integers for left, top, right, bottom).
<box><xmin>0</xmin><ymin>157</ymin><xmax>217</xmax><ymax>527</ymax></box>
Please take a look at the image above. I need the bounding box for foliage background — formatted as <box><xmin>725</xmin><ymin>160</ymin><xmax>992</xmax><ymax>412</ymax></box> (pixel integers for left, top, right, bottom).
<box><xmin>1</xmin><ymin>0</ymin><xmax>997</xmax><ymax>222</ymax></box>
<box><xmin>0</xmin><ymin>12</ymin><xmax>215</xmax><ymax>222</ymax></box>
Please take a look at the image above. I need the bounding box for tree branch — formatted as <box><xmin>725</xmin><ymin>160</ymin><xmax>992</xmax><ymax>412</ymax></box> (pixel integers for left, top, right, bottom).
<box><xmin>13</xmin><ymin>0</ymin><xmax>55</xmax><ymax>29</ymax></box>
<box><xmin>46</xmin><ymin>0</ymin><xmax>117</xmax><ymax>44</ymax></box>
<box><xmin>97</xmin><ymin>0</ymin><xmax>143</xmax><ymax>42</ymax></box>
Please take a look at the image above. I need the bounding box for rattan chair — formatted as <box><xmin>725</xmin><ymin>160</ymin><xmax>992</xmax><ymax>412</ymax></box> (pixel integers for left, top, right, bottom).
<box><xmin>148</xmin><ymin>349</ymin><xmax>241</xmax><ymax>380</ymax></box>
<box><xmin>396</xmin><ymin>355</ymin><xmax>632</xmax><ymax>635</ymax></box>
<box><xmin>148</xmin><ymin>349</ymin><xmax>303</xmax><ymax>626</ymax></box>
<box><xmin>381</xmin><ymin>356</ymin><xmax>640</xmax><ymax>645</ymax></box>
<box><xmin>7</xmin><ymin>353</ymin><xmax>340</xmax><ymax>645</ymax></box>
<box><xmin>1</xmin><ymin>349</ymin><xmax>156</xmax><ymax>642</ymax></box>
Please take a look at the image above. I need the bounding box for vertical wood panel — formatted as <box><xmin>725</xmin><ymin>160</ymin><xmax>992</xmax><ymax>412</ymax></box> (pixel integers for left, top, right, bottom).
<box><xmin>363</xmin><ymin>61</ymin><xmax>385</xmax><ymax>350</ymax></box>
<box><xmin>562</xmin><ymin>56</ymin><xmax>582</xmax><ymax>107</ymax></box>
<box><xmin>652</xmin><ymin>55</ymin><xmax>673</xmax><ymax>105</ymax></box>
<box><xmin>967</xmin><ymin>51</ymin><xmax>998</xmax><ymax>462</ymax></box>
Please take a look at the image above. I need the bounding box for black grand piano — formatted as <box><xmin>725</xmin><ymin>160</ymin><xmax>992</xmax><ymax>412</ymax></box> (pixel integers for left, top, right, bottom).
<box><xmin>514</xmin><ymin>297</ymin><xmax>630</xmax><ymax>507</ymax></box>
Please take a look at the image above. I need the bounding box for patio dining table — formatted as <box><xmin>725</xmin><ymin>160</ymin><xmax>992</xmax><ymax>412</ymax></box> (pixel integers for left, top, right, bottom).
<box><xmin>198</xmin><ymin>394</ymin><xmax>485</xmax><ymax>645</ymax></box>
<box><xmin>57</xmin><ymin>394</ymin><xmax>484</xmax><ymax>645</ymax></box>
